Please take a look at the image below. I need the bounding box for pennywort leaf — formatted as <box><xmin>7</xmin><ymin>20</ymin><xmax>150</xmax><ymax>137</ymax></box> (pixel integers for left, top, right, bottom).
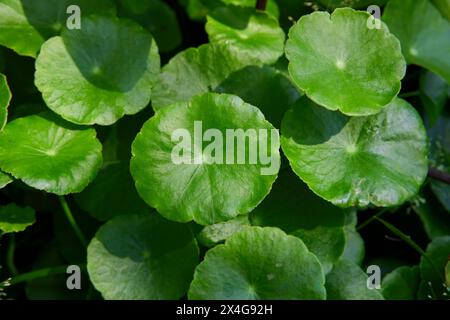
<box><xmin>0</xmin><ymin>112</ymin><xmax>102</xmax><ymax>195</ymax></box>
<box><xmin>0</xmin><ymin>73</ymin><xmax>11</xmax><ymax>130</ymax></box>
<box><xmin>131</xmin><ymin>93</ymin><xmax>280</xmax><ymax>225</ymax></box>
<box><xmin>188</xmin><ymin>226</ymin><xmax>326</xmax><ymax>299</ymax></box>
<box><xmin>87</xmin><ymin>214</ymin><xmax>199</xmax><ymax>300</ymax></box>
<box><xmin>286</xmin><ymin>8</ymin><xmax>406</xmax><ymax>116</ymax></box>
<box><xmin>0</xmin><ymin>204</ymin><xmax>35</xmax><ymax>234</ymax></box>
<box><xmin>281</xmin><ymin>97</ymin><xmax>428</xmax><ymax>208</ymax></box>
<box><xmin>35</xmin><ymin>16</ymin><xmax>160</xmax><ymax>125</ymax></box>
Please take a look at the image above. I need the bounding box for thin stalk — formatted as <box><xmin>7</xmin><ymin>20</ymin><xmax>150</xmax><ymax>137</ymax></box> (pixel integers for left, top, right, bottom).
<box><xmin>256</xmin><ymin>0</ymin><xmax>267</xmax><ymax>10</ymax></box>
<box><xmin>6</xmin><ymin>234</ymin><xmax>18</xmax><ymax>276</ymax></box>
<box><xmin>357</xmin><ymin>208</ymin><xmax>389</xmax><ymax>231</ymax></box>
<box><xmin>58</xmin><ymin>196</ymin><xmax>88</xmax><ymax>247</ymax></box>
<box><xmin>375</xmin><ymin>217</ymin><xmax>445</xmax><ymax>284</ymax></box>
<box><xmin>0</xmin><ymin>265</ymin><xmax>83</xmax><ymax>287</ymax></box>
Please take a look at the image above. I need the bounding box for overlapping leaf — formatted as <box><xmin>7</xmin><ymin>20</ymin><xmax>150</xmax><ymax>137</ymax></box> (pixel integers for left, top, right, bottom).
<box><xmin>286</xmin><ymin>8</ymin><xmax>406</xmax><ymax>115</ymax></box>
<box><xmin>281</xmin><ymin>97</ymin><xmax>428</xmax><ymax>207</ymax></box>
<box><xmin>35</xmin><ymin>16</ymin><xmax>160</xmax><ymax>125</ymax></box>
<box><xmin>131</xmin><ymin>93</ymin><xmax>280</xmax><ymax>225</ymax></box>
<box><xmin>188</xmin><ymin>227</ymin><xmax>326</xmax><ymax>299</ymax></box>
<box><xmin>0</xmin><ymin>204</ymin><xmax>35</xmax><ymax>233</ymax></box>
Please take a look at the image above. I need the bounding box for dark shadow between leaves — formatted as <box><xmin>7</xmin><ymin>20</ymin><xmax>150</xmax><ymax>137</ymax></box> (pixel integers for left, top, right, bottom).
<box><xmin>208</xmin><ymin>5</ymin><xmax>253</xmax><ymax>31</ymax></box>
<box><xmin>281</xmin><ymin>96</ymin><xmax>349</xmax><ymax>146</ymax></box>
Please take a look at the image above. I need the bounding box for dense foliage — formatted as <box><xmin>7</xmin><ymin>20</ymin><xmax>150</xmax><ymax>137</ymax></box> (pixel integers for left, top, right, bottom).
<box><xmin>0</xmin><ymin>0</ymin><xmax>449</xmax><ymax>300</ymax></box>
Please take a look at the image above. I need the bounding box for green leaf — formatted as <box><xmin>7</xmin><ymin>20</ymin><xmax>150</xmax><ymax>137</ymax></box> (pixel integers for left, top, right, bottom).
<box><xmin>0</xmin><ymin>203</ymin><xmax>35</xmax><ymax>233</ymax></box>
<box><xmin>383</xmin><ymin>0</ymin><xmax>450</xmax><ymax>84</ymax></box>
<box><xmin>74</xmin><ymin>162</ymin><xmax>151</xmax><ymax>221</ymax></box>
<box><xmin>0</xmin><ymin>73</ymin><xmax>11</xmax><ymax>130</ymax></box>
<box><xmin>188</xmin><ymin>226</ymin><xmax>326</xmax><ymax>299</ymax></box>
<box><xmin>326</xmin><ymin>259</ymin><xmax>384</xmax><ymax>300</ymax></box>
<box><xmin>35</xmin><ymin>16</ymin><xmax>160</xmax><ymax>125</ymax></box>
<box><xmin>117</xmin><ymin>0</ymin><xmax>182</xmax><ymax>52</ymax></box>
<box><xmin>215</xmin><ymin>65</ymin><xmax>301</xmax><ymax>128</ymax></box>
<box><xmin>0</xmin><ymin>171</ymin><xmax>12</xmax><ymax>189</ymax></box>
<box><xmin>87</xmin><ymin>214</ymin><xmax>199</xmax><ymax>300</ymax></box>
<box><xmin>420</xmin><ymin>71</ymin><xmax>449</xmax><ymax>126</ymax></box>
<box><xmin>206</xmin><ymin>6</ymin><xmax>285</xmax><ymax>65</ymax></box>
<box><xmin>292</xmin><ymin>227</ymin><xmax>346</xmax><ymax>274</ymax></box>
<box><xmin>0</xmin><ymin>112</ymin><xmax>103</xmax><ymax>195</ymax></box>
<box><xmin>381</xmin><ymin>265</ymin><xmax>420</xmax><ymax>300</ymax></box>
<box><xmin>281</xmin><ymin>97</ymin><xmax>428</xmax><ymax>208</ymax></box>
<box><xmin>197</xmin><ymin>215</ymin><xmax>250</xmax><ymax>248</ymax></box>
<box><xmin>285</xmin><ymin>8</ymin><xmax>406</xmax><ymax>116</ymax></box>
<box><xmin>0</xmin><ymin>0</ymin><xmax>116</xmax><ymax>57</ymax></box>
<box><xmin>131</xmin><ymin>93</ymin><xmax>280</xmax><ymax>225</ymax></box>
<box><xmin>433</xmin><ymin>0</ymin><xmax>450</xmax><ymax>20</ymax></box>
<box><xmin>428</xmin><ymin>112</ymin><xmax>450</xmax><ymax>213</ymax></box>
<box><xmin>446</xmin><ymin>261</ymin><xmax>450</xmax><ymax>287</ymax></box>
<box><xmin>250</xmin><ymin>168</ymin><xmax>350</xmax><ymax>233</ymax></box>
<box><xmin>152</xmin><ymin>43</ymin><xmax>262</xmax><ymax>110</ymax></box>
<box><xmin>418</xmin><ymin>236</ymin><xmax>450</xmax><ymax>300</ymax></box>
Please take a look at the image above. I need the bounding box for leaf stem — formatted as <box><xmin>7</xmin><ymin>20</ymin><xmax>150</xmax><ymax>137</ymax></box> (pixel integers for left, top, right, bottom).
<box><xmin>357</xmin><ymin>208</ymin><xmax>389</xmax><ymax>231</ymax></box>
<box><xmin>6</xmin><ymin>234</ymin><xmax>18</xmax><ymax>276</ymax></box>
<box><xmin>256</xmin><ymin>0</ymin><xmax>267</xmax><ymax>10</ymax></box>
<box><xmin>0</xmin><ymin>265</ymin><xmax>84</xmax><ymax>288</ymax></box>
<box><xmin>375</xmin><ymin>217</ymin><xmax>445</xmax><ymax>283</ymax></box>
<box><xmin>398</xmin><ymin>90</ymin><xmax>420</xmax><ymax>98</ymax></box>
<box><xmin>58</xmin><ymin>196</ymin><xmax>88</xmax><ymax>247</ymax></box>
<box><xmin>428</xmin><ymin>168</ymin><xmax>450</xmax><ymax>184</ymax></box>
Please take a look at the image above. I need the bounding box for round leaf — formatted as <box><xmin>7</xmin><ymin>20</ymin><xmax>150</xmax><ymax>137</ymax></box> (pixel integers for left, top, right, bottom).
<box><xmin>286</xmin><ymin>8</ymin><xmax>406</xmax><ymax>116</ymax></box>
<box><xmin>215</xmin><ymin>65</ymin><xmax>301</xmax><ymax>128</ymax></box>
<box><xmin>87</xmin><ymin>214</ymin><xmax>199</xmax><ymax>300</ymax></box>
<box><xmin>0</xmin><ymin>73</ymin><xmax>11</xmax><ymax>130</ymax></box>
<box><xmin>74</xmin><ymin>162</ymin><xmax>151</xmax><ymax>221</ymax></box>
<box><xmin>0</xmin><ymin>203</ymin><xmax>35</xmax><ymax>233</ymax></box>
<box><xmin>0</xmin><ymin>112</ymin><xmax>102</xmax><ymax>195</ymax></box>
<box><xmin>383</xmin><ymin>0</ymin><xmax>450</xmax><ymax>83</ymax></box>
<box><xmin>35</xmin><ymin>16</ymin><xmax>160</xmax><ymax>125</ymax></box>
<box><xmin>325</xmin><ymin>259</ymin><xmax>384</xmax><ymax>300</ymax></box>
<box><xmin>382</xmin><ymin>266</ymin><xmax>420</xmax><ymax>300</ymax></box>
<box><xmin>152</xmin><ymin>43</ymin><xmax>261</xmax><ymax>110</ymax></box>
<box><xmin>206</xmin><ymin>6</ymin><xmax>285</xmax><ymax>65</ymax></box>
<box><xmin>131</xmin><ymin>93</ymin><xmax>280</xmax><ymax>225</ymax></box>
<box><xmin>281</xmin><ymin>97</ymin><xmax>428</xmax><ymax>208</ymax></box>
<box><xmin>188</xmin><ymin>226</ymin><xmax>326</xmax><ymax>299</ymax></box>
<box><xmin>0</xmin><ymin>0</ymin><xmax>116</xmax><ymax>57</ymax></box>
<box><xmin>197</xmin><ymin>215</ymin><xmax>250</xmax><ymax>248</ymax></box>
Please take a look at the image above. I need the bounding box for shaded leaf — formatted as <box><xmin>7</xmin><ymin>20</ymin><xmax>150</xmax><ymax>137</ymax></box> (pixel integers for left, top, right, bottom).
<box><xmin>0</xmin><ymin>203</ymin><xmax>35</xmax><ymax>233</ymax></box>
<box><xmin>381</xmin><ymin>265</ymin><xmax>420</xmax><ymax>300</ymax></box>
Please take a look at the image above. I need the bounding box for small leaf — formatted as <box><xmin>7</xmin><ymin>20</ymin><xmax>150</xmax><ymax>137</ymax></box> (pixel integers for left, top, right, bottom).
<box><xmin>383</xmin><ymin>0</ymin><xmax>450</xmax><ymax>83</ymax></box>
<box><xmin>197</xmin><ymin>215</ymin><xmax>250</xmax><ymax>248</ymax></box>
<box><xmin>286</xmin><ymin>8</ymin><xmax>406</xmax><ymax>116</ymax></box>
<box><xmin>292</xmin><ymin>227</ymin><xmax>346</xmax><ymax>274</ymax></box>
<box><xmin>0</xmin><ymin>73</ymin><xmax>11</xmax><ymax>130</ymax></box>
<box><xmin>381</xmin><ymin>265</ymin><xmax>420</xmax><ymax>300</ymax></box>
<box><xmin>206</xmin><ymin>6</ymin><xmax>285</xmax><ymax>65</ymax></box>
<box><xmin>418</xmin><ymin>236</ymin><xmax>450</xmax><ymax>300</ymax></box>
<box><xmin>87</xmin><ymin>214</ymin><xmax>199</xmax><ymax>300</ymax></box>
<box><xmin>412</xmin><ymin>193</ymin><xmax>450</xmax><ymax>240</ymax></box>
<box><xmin>216</xmin><ymin>65</ymin><xmax>301</xmax><ymax>128</ymax></box>
<box><xmin>131</xmin><ymin>93</ymin><xmax>280</xmax><ymax>225</ymax></box>
<box><xmin>74</xmin><ymin>162</ymin><xmax>151</xmax><ymax>221</ymax></box>
<box><xmin>0</xmin><ymin>112</ymin><xmax>103</xmax><ymax>195</ymax></box>
<box><xmin>152</xmin><ymin>43</ymin><xmax>262</xmax><ymax>110</ymax></box>
<box><xmin>0</xmin><ymin>203</ymin><xmax>35</xmax><ymax>234</ymax></box>
<box><xmin>188</xmin><ymin>226</ymin><xmax>326</xmax><ymax>299</ymax></box>
<box><xmin>0</xmin><ymin>0</ymin><xmax>116</xmax><ymax>57</ymax></box>
<box><xmin>35</xmin><ymin>16</ymin><xmax>160</xmax><ymax>125</ymax></box>
<box><xmin>281</xmin><ymin>97</ymin><xmax>428</xmax><ymax>208</ymax></box>
<box><xmin>326</xmin><ymin>259</ymin><xmax>384</xmax><ymax>300</ymax></box>
<box><xmin>117</xmin><ymin>0</ymin><xmax>182</xmax><ymax>52</ymax></box>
